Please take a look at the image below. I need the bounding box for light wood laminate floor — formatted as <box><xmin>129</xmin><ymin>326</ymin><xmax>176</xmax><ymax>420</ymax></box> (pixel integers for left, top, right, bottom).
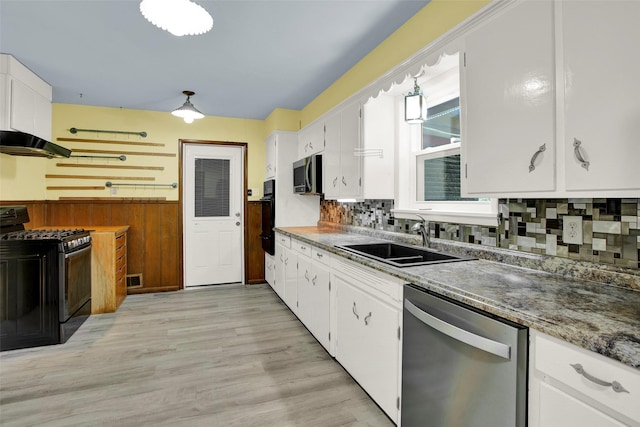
<box><xmin>0</xmin><ymin>284</ymin><xmax>393</xmax><ymax>427</ymax></box>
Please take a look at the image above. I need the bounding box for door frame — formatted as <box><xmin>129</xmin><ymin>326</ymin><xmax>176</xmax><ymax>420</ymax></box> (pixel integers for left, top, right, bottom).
<box><xmin>179</xmin><ymin>139</ymin><xmax>248</xmax><ymax>289</ymax></box>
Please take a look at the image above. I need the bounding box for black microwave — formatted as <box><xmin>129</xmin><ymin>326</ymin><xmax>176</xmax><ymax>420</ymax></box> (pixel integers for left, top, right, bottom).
<box><xmin>293</xmin><ymin>154</ymin><xmax>322</xmax><ymax>195</ymax></box>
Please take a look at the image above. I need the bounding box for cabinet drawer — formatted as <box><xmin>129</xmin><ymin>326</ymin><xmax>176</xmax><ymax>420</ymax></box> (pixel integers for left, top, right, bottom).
<box><xmin>312</xmin><ymin>247</ymin><xmax>331</xmax><ymax>266</ymax></box>
<box><xmin>275</xmin><ymin>233</ymin><xmax>290</xmax><ymax>248</ymax></box>
<box><xmin>292</xmin><ymin>239</ymin><xmax>311</xmax><ymax>257</ymax></box>
<box><xmin>534</xmin><ymin>331</ymin><xmax>640</xmax><ymax>422</ymax></box>
<box><xmin>333</xmin><ymin>257</ymin><xmax>404</xmax><ymax>305</ymax></box>
<box><xmin>115</xmin><ymin>254</ymin><xmax>126</xmax><ymax>273</ymax></box>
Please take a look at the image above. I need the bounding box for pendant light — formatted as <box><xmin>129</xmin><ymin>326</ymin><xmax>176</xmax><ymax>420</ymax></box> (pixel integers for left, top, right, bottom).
<box><xmin>404</xmin><ymin>78</ymin><xmax>427</xmax><ymax>124</ymax></box>
<box><xmin>140</xmin><ymin>0</ymin><xmax>213</xmax><ymax>37</ymax></box>
<box><xmin>172</xmin><ymin>91</ymin><xmax>205</xmax><ymax>124</ymax></box>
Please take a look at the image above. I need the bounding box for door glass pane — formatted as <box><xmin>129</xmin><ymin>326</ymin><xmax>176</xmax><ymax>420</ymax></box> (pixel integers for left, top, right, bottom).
<box><xmin>195</xmin><ymin>158</ymin><xmax>230</xmax><ymax>217</ymax></box>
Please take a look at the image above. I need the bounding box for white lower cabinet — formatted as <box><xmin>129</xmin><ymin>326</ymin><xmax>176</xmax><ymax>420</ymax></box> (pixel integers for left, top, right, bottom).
<box><xmin>264</xmin><ymin>253</ymin><xmax>275</xmax><ymax>289</ymax></box>
<box><xmin>333</xmin><ymin>259</ymin><xmax>403</xmax><ymax>423</ymax></box>
<box><xmin>274</xmin><ymin>233</ymin><xmax>292</xmax><ymax>304</ymax></box>
<box><xmin>283</xmin><ymin>246</ymin><xmax>298</xmax><ymax>315</ymax></box>
<box><xmin>529</xmin><ymin>330</ymin><xmax>640</xmax><ymax>427</ymax></box>
<box><xmin>296</xmin><ymin>245</ymin><xmax>331</xmax><ymax>353</ymax></box>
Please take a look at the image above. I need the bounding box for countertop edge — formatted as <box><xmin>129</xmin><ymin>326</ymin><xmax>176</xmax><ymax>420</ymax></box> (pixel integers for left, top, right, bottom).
<box><xmin>275</xmin><ymin>226</ymin><xmax>640</xmax><ymax>370</ymax></box>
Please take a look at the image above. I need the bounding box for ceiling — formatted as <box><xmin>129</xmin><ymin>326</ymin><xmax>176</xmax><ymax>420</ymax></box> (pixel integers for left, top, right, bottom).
<box><xmin>0</xmin><ymin>0</ymin><xmax>430</xmax><ymax>120</ymax></box>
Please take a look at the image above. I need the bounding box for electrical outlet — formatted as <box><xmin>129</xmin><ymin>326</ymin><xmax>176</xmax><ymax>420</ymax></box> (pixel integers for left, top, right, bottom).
<box><xmin>562</xmin><ymin>216</ymin><xmax>583</xmax><ymax>245</ymax></box>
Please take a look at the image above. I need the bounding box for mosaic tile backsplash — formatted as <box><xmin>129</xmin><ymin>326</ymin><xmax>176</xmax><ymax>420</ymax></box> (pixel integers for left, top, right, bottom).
<box><xmin>319</xmin><ymin>198</ymin><xmax>640</xmax><ymax>270</ymax></box>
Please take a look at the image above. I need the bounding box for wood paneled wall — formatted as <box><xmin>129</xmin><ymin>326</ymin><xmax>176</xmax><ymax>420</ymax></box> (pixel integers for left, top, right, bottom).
<box><xmin>2</xmin><ymin>200</ymin><xmax>266</xmax><ymax>292</ymax></box>
<box><xmin>247</xmin><ymin>201</ymin><xmax>265</xmax><ymax>284</ymax></box>
<box><xmin>2</xmin><ymin>200</ymin><xmax>181</xmax><ymax>293</ymax></box>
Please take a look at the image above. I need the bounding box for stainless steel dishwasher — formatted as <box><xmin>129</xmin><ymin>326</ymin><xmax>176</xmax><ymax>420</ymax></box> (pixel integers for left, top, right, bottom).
<box><xmin>402</xmin><ymin>285</ymin><xmax>528</xmax><ymax>427</ymax></box>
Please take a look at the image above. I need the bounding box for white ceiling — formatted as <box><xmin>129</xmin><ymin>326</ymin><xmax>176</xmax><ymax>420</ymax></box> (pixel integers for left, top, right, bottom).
<box><xmin>0</xmin><ymin>0</ymin><xmax>430</xmax><ymax>120</ymax></box>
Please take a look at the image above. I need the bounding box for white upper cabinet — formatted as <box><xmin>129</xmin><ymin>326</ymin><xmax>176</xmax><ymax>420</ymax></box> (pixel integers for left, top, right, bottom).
<box><xmin>323</xmin><ymin>111</ymin><xmax>342</xmax><ymax>198</ymax></box>
<box><xmin>361</xmin><ymin>94</ymin><xmax>395</xmax><ymax>200</ymax></box>
<box><xmin>265</xmin><ymin>133</ymin><xmax>276</xmax><ymax>180</ymax></box>
<box><xmin>461</xmin><ymin>0</ymin><xmax>640</xmax><ymax>197</ymax></box>
<box><xmin>323</xmin><ymin>100</ymin><xmax>363</xmax><ymax>200</ymax></box>
<box><xmin>562</xmin><ymin>0</ymin><xmax>640</xmax><ymax>192</ymax></box>
<box><xmin>298</xmin><ymin>120</ymin><xmax>324</xmax><ymax>159</ymax></box>
<box><xmin>265</xmin><ymin>131</ymin><xmax>319</xmax><ymax>227</ymax></box>
<box><xmin>0</xmin><ymin>54</ymin><xmax>52</xmax><ymax>140</ymax></box>
<box><xmin>462</xmin><ymin>0</ymin><xmax>555</xmax><ymax>195</ymax></box>
<box><xmin>340</xmin><ymin>101</ymin><xmax>363</xmax><ymax>198</ymax></box>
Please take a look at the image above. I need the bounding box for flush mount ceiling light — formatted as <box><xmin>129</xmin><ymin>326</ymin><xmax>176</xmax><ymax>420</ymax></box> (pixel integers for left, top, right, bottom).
<box><xmin>172</xmin><ymin>91</ymin><xmax>205</xmax><ymax>123</ymax></box>
<box><xmin>140</xmin><ymin>0</ymin><xmax>213</xmax><ymax>37</ymax></box>
<box><xmin>405</xmin><ymin>78</ymin><xmax>427</xmax><ymax>124</ymax></box>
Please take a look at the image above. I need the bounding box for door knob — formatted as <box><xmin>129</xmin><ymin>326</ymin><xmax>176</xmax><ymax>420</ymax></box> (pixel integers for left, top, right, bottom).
<box><xmin>235</xmin><ymin>221</ymin><xmax>240</xmax><ymax>226</ymax></box>
<box><xmin>235</xmin><ymin>212</ymin><xmax>241</xmax><ymax>217</ymax></box>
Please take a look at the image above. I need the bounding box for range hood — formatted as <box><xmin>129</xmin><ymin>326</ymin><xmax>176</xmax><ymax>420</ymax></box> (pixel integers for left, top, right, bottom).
<box><xmin>0</xmin><ymin>130</ymin><xmax>71</xmax><ymax>158</ymax></box>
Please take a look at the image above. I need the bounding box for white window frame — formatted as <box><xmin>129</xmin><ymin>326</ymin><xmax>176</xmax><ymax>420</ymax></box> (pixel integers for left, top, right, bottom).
<box><xmin>392</xmin><ymin>57</ymin><xmax>498</xmax><ymax>226</ymax></box>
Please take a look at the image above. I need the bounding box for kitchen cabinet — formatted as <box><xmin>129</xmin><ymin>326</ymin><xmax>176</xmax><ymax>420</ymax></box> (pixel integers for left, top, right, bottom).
<box><xmin>295</xmin><ymin>243</ymin><xmax>331</xmax><ymax>353</ymax></box>
<box><xmin>264</xmin><ymin>253</ymin><xmax>275</xmax><ymax>289</ymax></box>
<box><xmin>274</xmin><ymin>233</ymin><xmax>290</xmax><ymax>301</ymax></box>
<box><xmin>361</xmin><ymin>94</ymin><xmax>395</xmax><ymax>200</ymax></box>
<box><xmin>333</xmin><ymin>257</ymin><xmax>403</xmax><ymax>423</ymax></box>
<box><xmin>529</xmin><ymin>330</ymin><xmax>639</xmax><ymax>427</ymax></box>
<box><xmin>265</xmin><ymin>133</ymin><xmax>276</xmax><ymax>180</ymax></box>
<box><xmin>265</xmin><ymin>131</ymin><xmax>319</xmax><ymax>227</ymax></box>
<box><xmin>89</xmin><ymin>226</ymin><xmax>129</xmax><ymax>314</ymax></box>
<box><xmin>462</xmin><ymin>0</ymin><xmax>555</xmax><ymax>195</ymax></box>
<box><xmin>323</xmin><ymin>101</ymin><xmax>363</xmax><ymax>200</ymax></box>
<box><xmin>561</xmin><ymin>0</ymin><xmax>640</xmax><ymax>192</ymax></box>
<box><xmin>275</xmin><ymin>234</ymin><xmax>299</xmax><ymax>314</ymax></box>
<box><xmin>461</xmin><ymin>0</ymin><xmax>640</xmax><ymax>197</ymax></box>
<box><xmin>298</xmin><ymin>121</ymin><xmax>324</xmax><ymax>159</ymax></box>
<box><xmin>0</xmin><ymin>54</ymin><xmax>52</xmax><ymax>141</ymax></box>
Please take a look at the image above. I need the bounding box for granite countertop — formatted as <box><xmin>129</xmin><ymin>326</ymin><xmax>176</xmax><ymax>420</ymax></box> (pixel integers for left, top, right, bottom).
<box><xmin>276</xmin><ymin>225</ymin><xmax>640</xmax><ymax>370</ymax></box>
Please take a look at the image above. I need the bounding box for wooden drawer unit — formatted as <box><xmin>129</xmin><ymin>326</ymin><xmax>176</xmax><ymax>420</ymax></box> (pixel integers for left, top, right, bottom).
<box><xmin>89</xmin><ymin>226</ymin><xmax>129</xmax><ymax>314</ymax></box>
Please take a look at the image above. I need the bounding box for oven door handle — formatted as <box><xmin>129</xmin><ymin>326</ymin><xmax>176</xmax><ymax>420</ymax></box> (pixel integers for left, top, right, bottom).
<box><xmin>404</xmin><ymin>299</ymin><xmax>511</xmax><ymax>360</ymax></box>
<box><xmin>64</xmin><ymin>244</ymin><xmax>91</xmax><ymax>259</ymax></box>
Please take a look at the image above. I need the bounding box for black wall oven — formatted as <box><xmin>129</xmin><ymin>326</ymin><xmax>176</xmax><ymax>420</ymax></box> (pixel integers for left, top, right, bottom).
<box><xmin>260</xmin><ymin>179</ymin><xmax>275</xmax><ymax>255</ymax></box>
<box><xmin>0</xmin><ymin>206</ymin><xmax>92</xmax><ymax>351</ymax></box>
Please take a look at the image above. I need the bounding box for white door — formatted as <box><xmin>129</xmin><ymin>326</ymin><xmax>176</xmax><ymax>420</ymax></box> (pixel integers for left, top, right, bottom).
<box><xmin>183</xmin><ymin>144</ymin><xmax>244</xmax><ymax>287</ymax></box>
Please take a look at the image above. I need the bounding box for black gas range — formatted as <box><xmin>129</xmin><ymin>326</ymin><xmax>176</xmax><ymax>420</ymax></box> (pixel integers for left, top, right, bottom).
<box><xmin>0</xmin><ymin>206</ymin><xmax>92</xmax><ymax>351</ymax></box>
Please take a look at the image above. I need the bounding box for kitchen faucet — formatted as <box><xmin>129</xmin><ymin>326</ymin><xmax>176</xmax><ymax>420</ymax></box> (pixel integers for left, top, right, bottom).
<box><xmin>411</xmin><ymin>215</ymin><xmax>430</xmax><ymax>248</ymax></box>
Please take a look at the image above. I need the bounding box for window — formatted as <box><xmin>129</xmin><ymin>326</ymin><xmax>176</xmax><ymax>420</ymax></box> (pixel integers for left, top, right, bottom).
<box><xmin>416</xmin><ymin>97</ymin><xmax>477</xmax><ymax>202</ymax></box>
<box><xmin>393</xmin><ymin>52</ymin><xmax>497</xmax><ymax>225</ymax></box>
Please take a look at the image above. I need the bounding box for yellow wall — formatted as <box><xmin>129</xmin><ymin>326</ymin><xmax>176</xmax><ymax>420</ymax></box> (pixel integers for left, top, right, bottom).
<box><xmin>300</xmin><ymin>0</ymin><xmax>490</xmax><ymax>126</ymax></box>
<box><xmin>264</xmin><ymin>108</ymin><xmax>301</xmax><ymax>136</ymax></box>
<box><xmin>1</xmin><ymin>104</ymin><xmax>266</xmax><ymax>201</ymax></box>
<box><xmin>1</xmin><ymin>0</ymin><xmax>489</xmax><ymax>202</ymax></box>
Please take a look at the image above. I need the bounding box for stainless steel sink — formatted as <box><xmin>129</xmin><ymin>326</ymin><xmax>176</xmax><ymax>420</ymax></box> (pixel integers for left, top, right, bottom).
<box><xmin>335</xmin><ymin>242</ymin><xmax>474</xmax><ymax>267</ymax></box>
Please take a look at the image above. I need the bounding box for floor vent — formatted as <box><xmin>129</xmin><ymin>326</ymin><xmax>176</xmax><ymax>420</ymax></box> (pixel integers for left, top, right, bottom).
<box><xmin>126</xmin><ymin>274</ymin><xmax>143</xmax><ymax>290</ymax></box>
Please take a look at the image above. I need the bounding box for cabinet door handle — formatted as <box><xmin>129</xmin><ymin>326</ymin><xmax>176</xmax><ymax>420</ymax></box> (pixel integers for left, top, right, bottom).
<box><xmin>333</xmin><ymin>177</ymin><xmax>338</xmax><ymax>187</ymax></box>
<box><xmin>300</xmin><ymin>245</ymin><xmax>306</xmax><ymax>250</ymax></box>
<box><xmin>364</xmin><ymin>312</ymin><xmax>372</xmax><ymax>325</ymax></box>
<box><xmin>528</xmin><ymin>143</ymin><xmax>546</xmax><ymax>173</ymax></box>
<box><xmin>312</xmin><ymin>275</ymin><xmax>317</xmax><ymax>286</ymax></box>
<box><xmin>305</xmin><ymin>270</ymin><xmax>310</xmax><ymax>281</ymax></box>
<box><xmin>316</xmin><ymin>252</ymin><xmax>323</xmax><ymax>259</ymax></box>
<box><xmin>342</xmin><ymin>176</ymin><xmax>347</xmax><ymax>186</ymax></box>
<box><xmin>284</xmin><ymin>258</ymin><xmax>288</xmax><ymax>266</ymax></box>
<box><xmin>280</xmin><ymin>255</ymin><xmax>283</xmax><ymax>262</ymax></box>
<box><xmin>572</xmin><ymin>138</ymin><xmax>590</xmax><ymax>170</ymax></box>
<box><xmin>570</xmin><ymin>363</ymin><xmax>629</xmax><ymax>393</ymax></box>
<box><xmin>352</xmin><ymin>302</ymin><xmax>359</xmax><ymax>320</ymax></box>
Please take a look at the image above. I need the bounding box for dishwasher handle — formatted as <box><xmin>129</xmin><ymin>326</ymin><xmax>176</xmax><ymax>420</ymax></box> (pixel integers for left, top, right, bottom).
<box><xmin>404</xmin><ymin>299</ymin><xmax>511</xmax><ymax>360</ymax></box>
